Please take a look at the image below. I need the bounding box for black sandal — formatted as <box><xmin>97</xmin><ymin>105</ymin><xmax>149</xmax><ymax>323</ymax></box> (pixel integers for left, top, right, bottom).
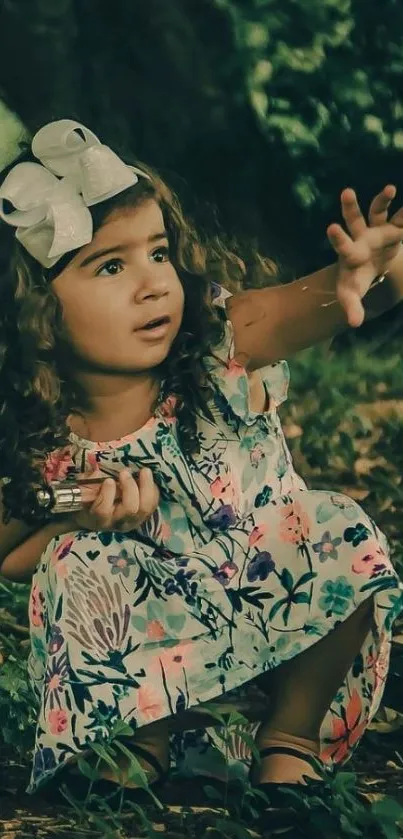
<box><xmin>42</xmin><ymin>743</ymin><xmax>169</xmax><ymax>810</ymax></box>
<box><xmin>250</xmin><ymin>745</ymin><xmax>332</xmax><ymax>834</ymax></box>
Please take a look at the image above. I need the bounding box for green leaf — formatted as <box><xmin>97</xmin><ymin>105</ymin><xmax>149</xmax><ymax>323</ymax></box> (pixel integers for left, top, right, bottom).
<box><xmin>114</xmin><ymin>740</ymin><xmax>148</xmax><ymax>787</ymax></box>
<box><xmin>90</xmin><ymin>741</ymin><xmax>120</xmax><ymax>772</ymax></box>
<box><xmin>76</xmin><ymin>757</ymin><xmax>99</xmax><ymax>782</ymax></box>
<box><xmin>203</xmin><ymin>783</ymin><xmax>224</xmax><ymax>801</ymax></box>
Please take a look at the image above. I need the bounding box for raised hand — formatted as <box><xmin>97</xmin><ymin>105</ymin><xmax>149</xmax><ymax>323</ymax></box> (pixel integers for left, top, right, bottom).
<box><xmin>327</xmin><ymin>186</ymin><xmax>403</xmax><ymax>327</ymax></box>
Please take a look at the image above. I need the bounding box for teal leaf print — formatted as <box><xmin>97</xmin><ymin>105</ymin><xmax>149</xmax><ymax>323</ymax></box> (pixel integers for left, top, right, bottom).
<box><xmin>166</xmin><ymin>612</ymin><xmax>186</xmax><ymax>633</ymax></box>
<box><xmin>316</xmin><ymin>496</ymin><xmax>359</xmax><ymax>525</ymax></box>
<box><xmin>280</xmin><ymin>568</ymin><xmax>294</xmax><ymax>593</ymax></box>
<box><xmin>239</xmin><ymin>586</ymin><xmax>274</xmax><ymax>608</ymax></box>
<box><xmin>318</xmin><ymin>576</ymin><xmax>355</xmax><ymax>617</ymax></box>
<box><xmin>296</xmin><ymin>571</ymin><xmax>317</xmax><ymax>587</ymax></box>
<box><xmin>226</xmin><ymin>589</ymin><xmax>243</xmax><ymax>613</ymax></box>
<box><xmin>268</xmin><ymin>597</ymin><xmax>289</xmax><ymax>623</ymax></box>
<box><xmin>344</xmin><ymin>523</ymin><xmax>371</xmax><ymax>547</ymax></box>
<box><xmin>255</xmin><ymin>485</ymin><xmax>273</xmax><ymax>508</ymax></box>
<box><xmin>293</xmin><ymin>592</ymin><xmax>310</xmax><ymax>605</ymax></box>
<box><xmin>315</xmin><ymin>501</ymin><xmax>336</xmax><ymax>525</ymax></box>
<box><xmin>269</xmin><ymin>569</ymin><xmax>315</xmax><ymax>625</ymax></box>
<box><xmin>131</xmin><ymin>615</ymin><xmax>147</xmax><ymax>633</ymax></box>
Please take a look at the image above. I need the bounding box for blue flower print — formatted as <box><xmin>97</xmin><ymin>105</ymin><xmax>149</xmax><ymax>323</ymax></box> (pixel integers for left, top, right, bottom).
<box><xmin>344</xmin><ymin>523</ymin><xmax>371</xmax><ymax>547</ymax></box>
<box><xmin>319</xmin><ymin>576</ymin><xmax>355</xmax><ymax>617</ymax></box>
<box><xmin>211</xmin><ymin>281</ymin><xmax>221</xmax><ymax>301</ymax></box>
<box><xmin>164</xmin><ymin>568</ymin><xmax>198</xmax><ymax>602</ymax></box>
<box><xmin>33</xmin><ymin>746</ymin><xmax>56</xmax><ymax>781</ymax></box>
<box><xmin>107</xmin><ymin>549</ymin><xmax>136</xmax><ymax>577</ymax></box>
<box><xmin>48</xmin><ymin>625</ymin><xmax>64</xmax><ymax>655</ymax></box>
<box><xmin>247</xmin><ymin>551</ymin><xmax>275</xmax><ymax>582</ymax></box>
<box><xmin>312</xmin><ymin>530</ymin><xmax>342</xmax><ymax>562</ymax></box>
<box><xmin>207</xmin><ymin>504</ymin><xmax>237</xmax><ymax>530</ymax></box>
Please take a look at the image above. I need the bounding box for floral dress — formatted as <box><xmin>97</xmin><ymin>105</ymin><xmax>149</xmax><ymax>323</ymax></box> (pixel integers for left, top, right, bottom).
<box><xmin>27</xmin><ymin>286</ymin><xmax>403</xmax><ymax>792</ymax></box>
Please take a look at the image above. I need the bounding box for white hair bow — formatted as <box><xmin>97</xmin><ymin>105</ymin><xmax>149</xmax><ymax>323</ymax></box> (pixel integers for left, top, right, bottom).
<box><xmin>0</xmin><ymin>120</ymin><xmax>147</xmax><ymax>268</ymax></box>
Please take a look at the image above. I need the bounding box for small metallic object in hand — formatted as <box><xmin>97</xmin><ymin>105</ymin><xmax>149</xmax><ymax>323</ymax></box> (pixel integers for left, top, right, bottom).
<box><xmin>37</xmin><ymin>483</ymin><xmax>83</xmax><ymax>514</ymax></box>
<box><xmin>301</xmin><ymin>271</ymin><xmax>388</xmax><ymax>308</ymax></box>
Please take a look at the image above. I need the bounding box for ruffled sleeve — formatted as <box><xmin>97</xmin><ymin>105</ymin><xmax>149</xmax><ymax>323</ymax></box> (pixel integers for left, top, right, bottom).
<box><xmin>207</xmin><ymin>283</ymin><xmax>290</xmax><ymax>426</ymax></box>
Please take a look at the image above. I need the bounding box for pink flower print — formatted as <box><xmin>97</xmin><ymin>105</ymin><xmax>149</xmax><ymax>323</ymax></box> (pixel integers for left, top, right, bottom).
<box><xmin>226</xmin><ymin>357</ymin><xmax>244</xmax><ymax>376</ymax></box>
<box><xmin>250</xmin><ymin>445</ymin><xmax>265</xmax><ymax>467</ymax></box>
<box><xmin>152</xmin><ymin>640</ymin><xmax>193</xmax><ymax>677</ymax></box>
<box><xmin>48</xmin><ymin>708</ymin><xmax>68</xmax><ymax>735</ymax></box>
<box><xmin>44</xmin><ymin>447</ymin><xmax>74</xmax><ymax>483</ymax></box>
<box><xmin>352</xmin><ymin>539</ymin><xmax>388</xmax><ymax>576</ymax></box>
<box><xmin>210</xmin><ymin>471</ymin><xmax>240</xmax><ymax>509</ymax></box>
<box><xmin>137</xmin><ymin>684</ymin><xmax>164</xmax><ymax>722</ymax></box>
<box><xmin>160</xmin><ymin>522</ymin><xmax>172</xmax><ymax>542</ymax></box>
<box><xmin>278</xmin><ymin>500</ymin><xmax>310</xmax><ymax>545</ymax></box>
<box><xmin>214</xmin><ymin>560</ymin><xmax>239</xmax><ymax>587</ymax></box>
<box><xmin>56</xmin><ymin>561</ymin><xmax>69</xmax><ymax>579</ymax></box>
<box><xmin>321</xmin><ymin>690</ymin><xmax>367</xmax><ymax>763</ymax></box>
<box><xmin>159</xmin><ymin>394</ymin><xmax>177</xmax><ymax>421</ymax></box>
<box><xmin>29</xmin><ymin>584</ymin><xmax>45</xmax><ymax>628</ymax></box>
<box><xmin>53</xmin><ymin>536</ymin><xmax>74</xmax><ymax>563</ymax></box>
<box><xmin>211</xmin><ymin>475</ymin><xmax>231</xmax><ymax>502</ymax></box>
<box><xmin>147</xmin><ymin>620</ymin><xmax>165</xmax><ymax>641</ymax></box>
<box><xmin>249</xmin><ymin>524</ymin><xmax>267</xmax><ymax>547</ymax></box>
<box><xmin>86</xmin><ymin>451</ymin><xmax>99</xmax><ymax>472</ymax></box>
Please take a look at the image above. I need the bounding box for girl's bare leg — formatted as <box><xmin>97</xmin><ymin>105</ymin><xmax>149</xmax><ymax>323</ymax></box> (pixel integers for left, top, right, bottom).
<box><xmin>252</xmin><ymin>596</ymin><xmax>374</xmax><ymax>784</ymax></box>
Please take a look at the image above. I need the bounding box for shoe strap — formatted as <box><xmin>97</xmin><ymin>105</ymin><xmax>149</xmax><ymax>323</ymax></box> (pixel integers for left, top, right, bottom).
<box><xmin>129</xmin><ymin>742</ymin><xmax>168</xmax><ymax>781</ymax></box>
<box><xmin>259</xmin><ymin>744</ymin><xmax>322</xmax><ymax>774</ymax></box>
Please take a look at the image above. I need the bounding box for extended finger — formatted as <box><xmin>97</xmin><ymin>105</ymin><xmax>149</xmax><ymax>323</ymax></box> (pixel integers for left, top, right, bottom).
<box><xmin>326</xmin><ymin>224</ymin><xmax>367</xmax><ymax>267</ymax></box>
<box><xmin>368</xmin><ymin>184</ymin><xmax>396</xmax><ymax>227</ymax></box>
<box><xmin>389</xmin><ymin>204</ymin><xmax>403</xmax><ymax>231</ymax></box>
<box><xmin>340</xmin><ymin>189</ymin><xmax>367</xmax><ymax>240</ymax></box>
<box><xmin>113</xmin><ymin>469</ymin><xmax>140</xmax><ymax>523</ymax></box>
<box><xmin>136</xmin><ymin>468</ymin><xmax>160</xmax><ymax>522</ymax></box>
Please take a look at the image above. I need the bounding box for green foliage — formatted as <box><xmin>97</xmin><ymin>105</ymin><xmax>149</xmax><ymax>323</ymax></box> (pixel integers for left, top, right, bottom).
<box><xmin>0</xmin><ymin>653</ymin><xmax>36</xmax><ymax>755</ymax></box>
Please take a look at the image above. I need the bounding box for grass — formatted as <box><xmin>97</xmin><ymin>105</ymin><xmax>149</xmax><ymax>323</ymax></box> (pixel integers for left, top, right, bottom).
<box><xmin>1</xmin><ymin>338</ymin><xmax>403</xmax><ymax>837</ymax></box>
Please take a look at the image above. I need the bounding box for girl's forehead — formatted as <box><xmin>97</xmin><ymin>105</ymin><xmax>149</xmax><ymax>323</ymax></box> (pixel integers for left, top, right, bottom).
<box><xmin>94</xmin><ymin>199</ymin><xmax>165</xmax><ymax>245</ymax></box>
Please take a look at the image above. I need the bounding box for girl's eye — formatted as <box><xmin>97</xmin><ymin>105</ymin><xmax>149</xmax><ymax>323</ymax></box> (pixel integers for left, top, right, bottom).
<box><xmin>150</xmin><ymin>245</ymin><xmax>170</xmax><ymax>264</ymax></box>
<box><xmin>96</xmin><ymin>258</ymin><xmax>124</xmax><ymax>277</ymax></box>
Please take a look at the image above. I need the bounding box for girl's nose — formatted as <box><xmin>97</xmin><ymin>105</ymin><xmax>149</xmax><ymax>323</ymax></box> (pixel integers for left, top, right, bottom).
<box><xmin>134</xmin><ymin>269</ymin><xmax>170</xmax><ymax>302</ymax></box>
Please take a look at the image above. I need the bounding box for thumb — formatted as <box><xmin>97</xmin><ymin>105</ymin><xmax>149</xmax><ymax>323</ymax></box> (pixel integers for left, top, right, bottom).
<box><xmin>337</xmin><ymin>287</ymin><xmax>365</xmax><ymax>328</ymax></box>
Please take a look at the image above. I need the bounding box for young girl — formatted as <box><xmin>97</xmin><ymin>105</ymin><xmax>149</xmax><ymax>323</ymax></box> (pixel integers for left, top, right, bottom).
<box><xmin>0</xmin><ymin>120</ymin><xmax>403</xmax><ymax>816</ymax></box>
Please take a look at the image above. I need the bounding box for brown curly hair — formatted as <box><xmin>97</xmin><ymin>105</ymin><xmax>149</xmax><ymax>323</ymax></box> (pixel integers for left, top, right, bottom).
<box><xmin>0</xmin><ymin>154</ymin><xmax>278</xmax><ymax>523</ymax></box>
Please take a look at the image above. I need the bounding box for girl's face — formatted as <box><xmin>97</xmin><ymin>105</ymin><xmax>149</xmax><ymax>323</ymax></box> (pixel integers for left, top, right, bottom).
<box><xmin>52</xmin><ymin>199</ymin><xmax>185</xmax><ymax>376</ymax></box>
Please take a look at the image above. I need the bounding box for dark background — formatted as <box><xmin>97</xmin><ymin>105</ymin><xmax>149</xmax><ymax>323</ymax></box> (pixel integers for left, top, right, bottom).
<box><xmin>1</xmin><ymin>0</ymin><xmax>403</xmax><ymax>340</ymax></box>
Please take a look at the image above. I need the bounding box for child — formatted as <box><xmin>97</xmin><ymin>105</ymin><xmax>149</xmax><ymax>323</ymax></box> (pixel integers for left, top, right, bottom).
<box><xmin>0</xmin><ymin>120</ymin><xmax>402</xmax><ymax>816</ymax></box>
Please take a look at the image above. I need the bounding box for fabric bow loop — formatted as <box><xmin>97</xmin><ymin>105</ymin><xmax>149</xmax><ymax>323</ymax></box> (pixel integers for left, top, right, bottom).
<box><xmin>0</xmin><ymin>119</ymin><xmax>143</xmax><ymax>267</ymax></box>
<box><xmin>32</xmin><ymin>120</ymin><xmax>138</xmax><ymax>206</ymax></box>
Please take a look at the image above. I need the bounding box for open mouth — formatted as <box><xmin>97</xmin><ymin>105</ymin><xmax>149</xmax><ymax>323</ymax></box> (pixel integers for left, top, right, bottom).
<box><xmin>137</xmin><ymin>316</ymin><xmax>171</xmax><ymax>332</ymax></box>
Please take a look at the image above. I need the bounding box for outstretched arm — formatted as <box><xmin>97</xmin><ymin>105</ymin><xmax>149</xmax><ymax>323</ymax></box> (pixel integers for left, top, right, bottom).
<box><xmin>228</xmin><ymin>186</ymin><xmax>403</xmax><ymax>370</ymax></box>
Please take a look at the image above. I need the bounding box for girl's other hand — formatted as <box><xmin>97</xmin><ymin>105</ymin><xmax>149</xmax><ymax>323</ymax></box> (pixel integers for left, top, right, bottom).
<box><xmin>69</xmin><ymin>468</ymin><xmax>159</xmax><ymax>532</ymax></box>
<box><xmin>327</xmin><ymin>186</ymin><xmax>403</xmax><ymax>328</ymax></box>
